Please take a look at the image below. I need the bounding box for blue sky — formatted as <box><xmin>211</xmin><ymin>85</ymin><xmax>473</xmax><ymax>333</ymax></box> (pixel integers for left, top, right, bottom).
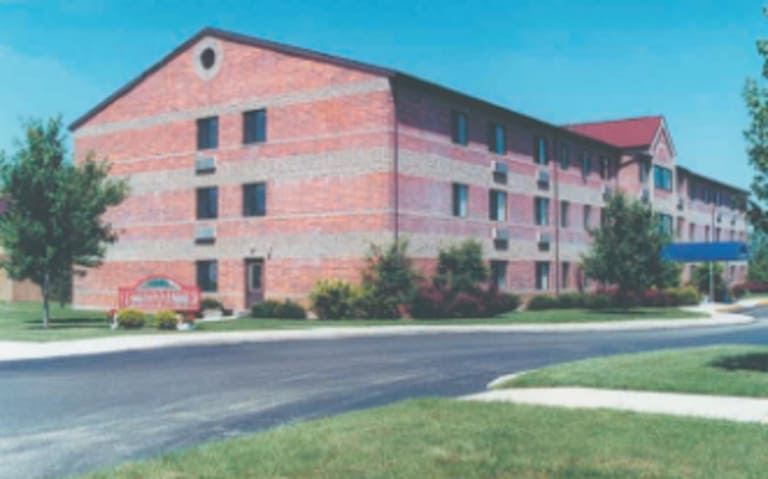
<box><xmin>0</xmin><ymin>0</ymin><xmax>764</xmax><ymax>188</ymax></box>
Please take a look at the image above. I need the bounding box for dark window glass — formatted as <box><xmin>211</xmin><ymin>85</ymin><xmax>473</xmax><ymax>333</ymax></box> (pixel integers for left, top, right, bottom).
<box><xmin>196</xmin><ymin>187</ymin><xmax>218</xmax><ymax>219</ymax></box>
<box><xmin>491</xmin><ymin>260</ymin><xmax>507</xmax><ymax>290</ymax></box>
<box><xmin>560</xmin><ymin>200</ymin><xmax>569</xmax><ymax>228</ymax></box>
<box><xmin>488</xmin><ymin>123</ymin><xmax>506</xmax><ymax>154</ymax></box>
<box><xmin>243</xmin><ymin>183</ymin><xmax>267</xmax><ymax>217</ymax></box>
<box><xmin>534</xmin><ymin>197</ymin><xmax>549</xmax><ymax>226</ymax></box>
<box><xmin>653</xmin><ymin>165</ymin><xmax>672</xmax><ymax>191</ymax></box>
<box><xmin>534</xmin><ymin>137</ymin><xmax>548</xmax><ymax>165</ymax></box>
<box><xmin>196</xmin><ymin>260</ymin><xmax>218</xmax><ymax>292</ymax></box>
<box><xmin>197</xmin><ymin>117</ymin><xmax>218</xmax><ymax>150</ymax></box>
<box><xmin>583</xmin><ymin>205</ymin><xmax>592</xmax><ymax>229</ymax></box>
<box><xmin>451</xmin><ymin>111</ymin><xmax>468</xmax><ymax>145</ymax></box>
<box><xmin>561</xmin><ymin>262</ymin><xmax>570</xmax><ymax>289</ymax></box>
<box><xmin>559</xmin><ymin>143</ymin><xmax>569</xmax><ymax>169</ymax></box>
<box><xmin>489</xmin><ymin>189</ymin><xmax>507</xmax><ymax>221</ymax></box>
<box><xmin>581</xmin><ymin>153</ymin><xmax>592</xmax><ymax>176</ymax></box>
<box><xmin>599</xmin><ymin>156</ymin><xmax>609</xmax><ymax>179</ymax></box>
<box><xmin>535</xmin><ymin>262</ymin><xmax>550</xmax><ymax>290</ymax></box>
<box><xmin>243</xmin><ymin>109</ymin><xmax>267</xmax><ymax>144</ymax></box>
<box><xmin>200</xmin><ymin>48</ymin><xmax>216</xmax><ymax>69</ymax></box>
<box><xmin>452</xmin><ymin>183</ymin><xmax>468</xmax><ymax>217</ymax></box>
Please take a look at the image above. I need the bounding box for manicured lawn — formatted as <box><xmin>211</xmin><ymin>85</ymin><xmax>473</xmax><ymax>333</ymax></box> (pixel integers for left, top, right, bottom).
<box><xmin>497</xmin><ymin>345</ymin><xmax>768</xmax><ymax>397</ymax></box>
<box><xmin>197</xmin><ymin>307</ymin><xmax>705</xmax><ymax>333</ymax></box>
<box><xmin>0</xmin><ymin>301</ymin><xmax>706</xmax><ymax>342</ymax></box>
<box><xmin>80</xmin><ymin>399</ymin><xmax>768</xmax><ymax>479</ymax></box>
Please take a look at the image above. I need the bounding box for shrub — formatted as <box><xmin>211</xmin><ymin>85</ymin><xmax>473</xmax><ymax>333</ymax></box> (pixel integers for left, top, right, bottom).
<box><xmin>250</xmin><ymin>300</ymin><xmax>282</xmax><ymax>318</ymax></box>
<box><xmin>434</xmin><ymin>240</ymin><xmax>488</xmax><ymax>295</ymax></box>
<box><xmin>154</xmin><ymin>310</ymin><xmax>178</xmax><ymax>330</ymax></box>
<box><xmin>556</xmin><ymin>293</ymin><xmax>585</xmax><ymax>309</ymax></box>
<box><xmin>117</xmin><ymin>308</ymin><xmax>146</xmax><ymax>329</ymax></box>
<box><xmin>310</xmin><ymin>279</ymin><xmax>360</xmax><ymax>320</ymax></box>
<box><xmin>274</xmin><ymin>300</ymin><xmax>307</xmax><ymax>319</ymax></box>
<box><xmin>200</xmin><ymin>297</ymin><xmax>223</xmax><ymax>310</ymax></box>
<box><xmin>484</xmin><ymin>290</ymin><xmax>521</xmax><ymax>316</ymax></box>
<box><xmin>360</xmin><ymin>240</ymin><xmax>419</xmax><ymax>319</ymax></box>
<box><xmin>446</xmin><ymin>292</ymin><xmax>486</xmax><ymax>318</ymax></box>
<box><xmin>584</xmin><ymin>294</ymin><xmax>614</xmax><ymax>310</ymax></box>
<box><xmin>666</xmin><ymin>286</ymin><xmax>700</xmax><ymax>306</ymax></box>
<box><xmin>409</xmin><ymin>285</ymin><xmax>447</xmax><ymax>319</ymax></box>
<box><xmin>527</xmin><ymin>295</ymin><xmax>559</xmax><ymax>311</ymax></box>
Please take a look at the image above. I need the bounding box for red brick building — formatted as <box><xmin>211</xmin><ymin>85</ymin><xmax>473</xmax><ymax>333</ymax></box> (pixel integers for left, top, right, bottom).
<box><xmin>70</xmin><ymin>28</ymin><xmax>749</xmax><ymax>311</ymax></box>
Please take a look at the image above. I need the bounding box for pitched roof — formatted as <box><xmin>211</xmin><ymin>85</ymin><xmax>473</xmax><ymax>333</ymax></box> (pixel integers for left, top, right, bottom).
<box><xmin>563</xmin><ymin>116</ymin><xmax>664</xmax><ymax>149</ymax></box>
<box><xmin>66</xmin><ymin>27</ymin><xmax>619</xmax><ymax>151</ymax></box>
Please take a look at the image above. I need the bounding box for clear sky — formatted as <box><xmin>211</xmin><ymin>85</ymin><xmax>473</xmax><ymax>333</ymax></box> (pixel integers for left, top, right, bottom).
<box><xmin>0</xmin><ymin>0</ymin><xmax>764</xmax><ymax>188</ymax></box>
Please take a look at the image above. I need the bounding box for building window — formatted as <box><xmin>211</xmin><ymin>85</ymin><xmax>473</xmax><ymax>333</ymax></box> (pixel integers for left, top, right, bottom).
<box><xmin>689</xmin><ymin>223</ymin><xmax>695</xmax><ymax>242</ymax></box>
<box><xmin>489</xmin><ymin>190</ymin><xmax>507</xmax><ymax>221</ymax></box>
<box><xmin>196</xmin><ymin>116</ymin><xmax>218</xmax><ymax>150</ymax></box>
<box><xmin>452</xmin><ymin>183</ymin><xmax>469</xmax><ymax>217</ymax></box>
<box><xmin>705</xmin><ymin>225</ymin><xmax>711</xmax><ymax>242</ymax></box>
<box><xmin>534</xmin><ymin>197</ymin><xmax>550</xmax><ymax>226</ymax></box>
<box><xmin>196</xmin><ymin>260</ymin><xmax>218</xmax><ymax>292</ymax></box>
<box><xmin>488</xmin><ymin>123</ymin><xmax>506</xmax><ymax>154</ymax></box>
<box><xmin>196</xmin><ymin>187</ymin><xmax>218</xmax><ymax>219</ymax></box>
<box><xmin>654</xmin><ymin>165</ymin><xmax>672</xmax><ymax>191</ymax></box>
<box><xmin>656</xmin><ymin>213</ymin><xmax>673</xmax><ymax>236</ymax></box>
<box><xmin>676</xmin><ymin>217</ymin><xmax>684</xmax><ymax>240</ymax></box>
<box><xmin>243</xmin><ymin>182</ymin><xmax>267</xmax><ymax>217</ymax></box>
<box><xmin>243</xmin><ymin>109</ymin><xmax>267</xmax><ymax>144</ymax></box>
<box><xmin>491</xmin><ymin>260</ymin><xmax>507</xmax><ymax>290</ymax></box>
<box><xmin>715</xmin><ymin>227</ymin><xmax>721</xmax><ymax>242</ymax></box>
<box><xmin>534</xmin><ymin>136</ymin><xmax>548</xmax><ymax>165</ymax></box>
<box><xmin>581</xmin><ymin>152</ymin><xmax>592</xmax><ymax>177</ymax></box>
<box><xmin>560</xmin><ymin>200</ymin><xmax>569</xmax><ymax>228</ymax></box>
<box><xmin>559</xmin><ymin>143</ymin><xmax>569</xmax><ymax>169</ymax></box>
<box><xmin>583</xmin><ymin>205</ymin><xmax>592</xmax><ymax>230</ymax></box>
<box><xmin>639</xmin><ymin>158</ymin><xmax>651</xmax><ymax>183</ymax></box>
<box><xmin>451</xmin><ymin>111</ymin><xmax>468</xmax><ymax>145</ymax></box>
<box><xmin>535</xmin><ymin>262</ymin><xmax>550</xmax><ymax>290</ymax></box>
<box><xmin>561</xmin><ymin>262</ymin><xmax>570</xmax><ymax>289</ymax></box>
<box><xmin>599</xmin><ymin>156</ymin><xmax>610</xmax><ymax>180</ymax></box>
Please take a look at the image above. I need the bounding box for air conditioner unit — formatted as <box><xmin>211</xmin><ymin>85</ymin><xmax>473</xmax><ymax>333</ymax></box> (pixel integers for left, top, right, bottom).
<box><xmin>640</xmin><ymin>187</ymin><xmax>650</xmax><ymax>203</ymax></box>
<box><xmin>492</xmin><ymin>227</ymin><xmax>510</xmax><ymax>241</ymax></box>
<box><xmin>677</xmin><ymin>198</ymin><xmax>685</xmax><ymax>210</ymax></box>
<box><xmin>194</xmin><ymin>226</ymin><xmax>216</xmax><ymax>244</ymax></box>
<box><xmin>492</xmin><ymin>160</ymin><xmax>508</xmax><ymax>174</ymax></box>
<box><xmin>195</xmin><ymin>156</ymin><xmax>216</xmax><ymax>174</ymax></box>
<box><xmin>602</xmin><ymin>185</ymin><xmax>613</xmax><ymax>200</ymax></box>
<box><xmin>537</xmin><ymin>231</ymin><xmax>552</xmax><ymax>245</ymax></box>
<box><xmin>537</xmin><ymin>170</ymin><xmax>550</xmax><ymax>186</ymax></box>
<box><xmin>716</xmin><ymin>213</ymin><xmax>722</xmax><ymax>223</ymax></box>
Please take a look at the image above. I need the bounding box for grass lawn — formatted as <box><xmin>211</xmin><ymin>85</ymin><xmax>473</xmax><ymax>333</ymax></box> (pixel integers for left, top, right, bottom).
<box><xmin>0</xmin><ymin>302</ymin><xmax>706</xmax><ymax>342</ymax></box>
<box><xmin>497</xmin><ymin>345</ymin><xmax>768</xmax><ymax>397</ymax></box>
<box><xmin>80</xmin><ymin>399</ymin><xmax>768</xmax><ymax>479</ymax></box>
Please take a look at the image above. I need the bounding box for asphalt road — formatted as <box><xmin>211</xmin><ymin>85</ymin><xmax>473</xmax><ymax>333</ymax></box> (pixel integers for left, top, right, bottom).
<box><xmin>4</xmin><ymin>308</ymin><xmax>768</xmax><ymax>479</ymax></box>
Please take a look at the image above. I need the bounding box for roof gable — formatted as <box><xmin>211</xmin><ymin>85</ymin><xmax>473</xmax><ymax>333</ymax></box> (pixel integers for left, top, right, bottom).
<box><xmin>563</xmin><ymin>116</ymin><xmax>664</xmax><ymax>149</ymax></box>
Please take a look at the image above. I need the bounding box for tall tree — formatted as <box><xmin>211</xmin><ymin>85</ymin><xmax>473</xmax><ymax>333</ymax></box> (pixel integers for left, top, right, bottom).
<box><xmin>433</xmin><ymin>240</ymin><xmax>488</xmax><ymax>295</ymax></box>
<box><xmin>0</xmin><ymin>117</ymin><xmax>128</xmax><ymax>328</ymax></box>
<box><xmin>744</xmin><ymin>9</ymin><xmax>768</xmax><ymax>231</ymax></box>
<box><xmin>582</xmin><ymin>193</ymin><xmax>674</xmax><ymax>297</ymax></box>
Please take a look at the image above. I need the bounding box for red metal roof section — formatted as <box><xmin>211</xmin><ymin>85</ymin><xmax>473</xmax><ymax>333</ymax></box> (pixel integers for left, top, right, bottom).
<box><xmin>564</xmin><ymin>116</ymin><xmax>663</xmax><ymax>149</ymax></box>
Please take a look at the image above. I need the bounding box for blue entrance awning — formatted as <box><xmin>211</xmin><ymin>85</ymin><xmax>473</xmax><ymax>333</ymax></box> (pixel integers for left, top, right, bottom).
<box><xmin>661</xmin><ymin>242</ymin><xmax>750</xmax><ymax>262</ymax></box>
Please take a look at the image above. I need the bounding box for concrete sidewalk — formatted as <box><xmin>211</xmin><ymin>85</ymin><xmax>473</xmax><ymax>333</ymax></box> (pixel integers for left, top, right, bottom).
<box><xmin>0</xmin><ymin>311</ymin><xmax>753</xmax><ymax>363</ymax></box>
<box><xmin>463</xmin><ymin>387</ymin><xmax>768</xmax><ymax>424</ymax></box>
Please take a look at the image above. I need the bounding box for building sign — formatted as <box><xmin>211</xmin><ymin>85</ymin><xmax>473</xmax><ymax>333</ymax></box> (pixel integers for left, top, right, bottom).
<box><xmin>118</xmin><ymin>275</ymin><xmax>201</xmax><ymax>312</ymax></box>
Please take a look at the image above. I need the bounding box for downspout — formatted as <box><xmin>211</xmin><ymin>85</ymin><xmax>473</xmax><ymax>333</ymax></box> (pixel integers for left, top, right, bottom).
<box><xmin>553</xmin><ymin>133</ymin><xmax>560</xmax><ymax>296</ymax></box>
<box><xmin>391</xmin><ymin>80</ymin><xmax>400</xmax><ymax>242</ymax></box>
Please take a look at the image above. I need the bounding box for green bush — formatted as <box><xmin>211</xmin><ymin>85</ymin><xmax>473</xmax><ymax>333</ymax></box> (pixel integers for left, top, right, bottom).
<box><xmin>527</xmin><ymin>295</ymin><xmax>559</xmax><ymax>311</ymax></box>
<box><xmin>584</xmin><ymin>294</ymin><xmax>615</xmax><ymax>310</ymax></box>
<box><xmin>359</xmin><ymin>240</ymin><xmax>419</xmax><ymax>319</ymax></box>
<box><xmin>154</xmin><ymin>310</ymin><xmax>178</xmax><ymax>330</ymax></box>
<box><xmin>310</xmin><ymin>279</ymin><xmax>360</xmax><ymax>320</ymax></box>
<box><xmin>200</xmin><ymin>297</ymin><xmax>223</xmax><ymax>310</ymax></box>
<box><xmin>485</xmin><ymin>290</ymin><xmax>521</xmax><ymax>316</ymax></box>
<box><xmin>274</xmin><ymin>300</ymin><xmax>307</xmax><ymax>319</ymax></box>
<box><xmin>117</xmin><ymin>308</ymin><xmax>146</xmax><ymax>329</ymax></box>
<box><xmin>666</xmin><ymin>286</ymin><xmax>700</xmax><ymax>306</ymax></box>
<box><xmin>250</xmin><ymin>300</ymin><xmax>282</xmax><ymax>318</ymax></box>
<box><xmin>556</xmin><ymin>293</ymin><xmax>585</xmax><ymax>309</ymax></box>
<box><xmin>434</xmin><ymin>240</ymin><xmax>488</xmax><ymax>295</ymax></box>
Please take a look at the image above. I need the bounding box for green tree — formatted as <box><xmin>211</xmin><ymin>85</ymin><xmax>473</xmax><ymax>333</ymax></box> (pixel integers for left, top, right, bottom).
<box><xmin>691</xmin><ymin>262</ymin><xmax>727</xmax><ymax>301</ymax></box>
<box><xmin>358</xmin><ymin>239</ymin><xmax>419</xmax><ymax>318</ymax></box>
<box><xmin>744</xmin><ymin>10</ymin><xmax>768</xmax><ymax>231</ymax></box>
<box><xmin>433</xmin><ymin>240</ymin><xmax>488</xmax><ymax>295</ymax></box>
<box><xmin>748</xmin><ymin>229</ymin><xmax>768</xmax><ymax>282</ymax></box>
<box><xmin>0</xmin><ymin>117</ymin><xmax>128</xmax><ymax>328</ymax></box>
<box><xmin>582</xmin><ymin>193</ymin><xmax>674</xmax><ymax>298</ymax></box>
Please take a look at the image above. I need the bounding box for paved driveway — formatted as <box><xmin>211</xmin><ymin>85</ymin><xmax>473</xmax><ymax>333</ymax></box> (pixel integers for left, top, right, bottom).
<box><xmin>3</xmin><ymin>308</ymin><xmax>768</xmax><ymax>479</ymax></box>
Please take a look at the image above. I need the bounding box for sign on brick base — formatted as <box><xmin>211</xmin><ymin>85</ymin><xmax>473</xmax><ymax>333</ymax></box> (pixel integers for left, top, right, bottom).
<box><xmin>118</xmin><ymin>275</ymin><xmax>201</xmax><ymax>312</ymax></box>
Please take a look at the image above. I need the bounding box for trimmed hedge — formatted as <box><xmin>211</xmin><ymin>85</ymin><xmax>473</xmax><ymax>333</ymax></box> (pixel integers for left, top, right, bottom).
<box><xmin>200</xmin><ymin>297</ymin><xmax>223</xmax><ymax>310</ymax></box>
<box><xmin>155</xmin><ymin>310</ymin><xmax>178</xmax><ymax>330</ymax></box>
<box><xmin>310</xmin><ymin>279</ymin><xmax>360</xmax><ymax>320</ymax></box>
<box><xmin>525</xmin><ymin>287</ymin><xmax>699</xmax><ymax>311</ymax></box>
<box><xmin>117</xmin><ymin>308</ymin><xmax>146</xmax><ymax>329</ymax></box>
<box><xmin>251</xmin><ymin>299</ymin><xmax>307</xmax><ymax>319</ymax></box>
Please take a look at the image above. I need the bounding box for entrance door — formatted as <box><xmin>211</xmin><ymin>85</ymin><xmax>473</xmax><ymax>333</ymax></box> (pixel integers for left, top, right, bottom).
<box><xmin>245</xmin><ymin>258</ymin><xmax>264</xmax><ymax>308</ymax></box>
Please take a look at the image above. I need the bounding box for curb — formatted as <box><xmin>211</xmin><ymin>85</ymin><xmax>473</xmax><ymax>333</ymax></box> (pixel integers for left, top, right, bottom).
<box><xmin>0</xmin><ymin>313</ymin><xmax>755</xmax><ymax>364</ymax></box>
